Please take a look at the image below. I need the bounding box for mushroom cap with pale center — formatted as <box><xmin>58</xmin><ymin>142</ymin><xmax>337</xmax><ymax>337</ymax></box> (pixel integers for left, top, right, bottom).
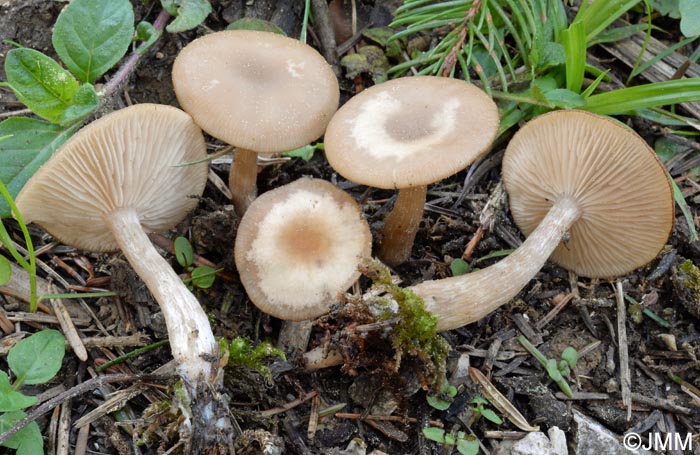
<box><xmin>16</xmin><ymin>104</ymin><xmax>208</xmax><ymax>252</ymax></box>
<box><xmin>172</xmin><ymin>30</ymin><xmax>339</xmax><ymax>153</ymax></box>
<box><xmin>324</xmin><ymin>76</ymin><xmax>499</xmax><ymax>189</ymax></box>
<box><xmin>234</xmin><ymin>177</ymin><xmax>372</xmax><ymax>321</ymax></box>
<box><xmin>502</xmin><ymin>110</ymin><xmax>674</xmax><ymax>278</ymax></box>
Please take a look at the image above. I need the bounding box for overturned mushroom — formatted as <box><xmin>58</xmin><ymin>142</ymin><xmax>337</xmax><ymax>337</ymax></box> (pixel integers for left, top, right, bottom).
<box><xmin>324</xmin><ymin>75</ymin><xmax>499</xmax><ymax>266</ymax></box>
<box><xmin>172</xmin><ymin>30</ymin><xmax>339</xmax><ymax>215</ymax></box>
<box><xmin>305</xmin><ymin>110</ymin><xmax>674</xmax><ymax>367</ymax></box>
<box><xmin>15</xmin><ymin>104</ymin><xmax>218</xmax><ymax>419</ymax></box>
<box><xmin>235</xmin><ymin>177</ymin><xmax>372</xmax><ymax>321</ymax></box>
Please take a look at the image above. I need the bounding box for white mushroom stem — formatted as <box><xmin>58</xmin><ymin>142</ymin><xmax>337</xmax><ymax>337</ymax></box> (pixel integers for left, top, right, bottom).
<box><xmin>105</xmin><ymin>208</ymin><xmax>217</xmax><ymax>383</ymax></box>
<box><xmin>378</xmin><ymin>185</ymin><xmax>428</xmax><ymax>267</ymax></box>
<box><xmin>229</xmin><ymin>148</ymin><xmax>259</xmax><ymax>216</ymax></box>
<box><xmin>303</xmin><ymin>195</ymin><xmax>582</xmax><ymax>368</ymax></box>
<box><xmin>413</xmin><ymin>195</ymin><xmax>582</xmax><ymax>331</ymax></box>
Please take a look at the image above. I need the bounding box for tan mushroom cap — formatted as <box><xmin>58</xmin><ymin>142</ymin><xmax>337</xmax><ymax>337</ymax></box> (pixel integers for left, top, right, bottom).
<box><xmin>324</xmin><ymin>76</ymin><xmax>499</xmax><ymax>189</ymax></box>
<box><xmin>172</xmin><ymin>30</ymin><xmax>339</xmax><ymax>153</ymax></box>
<box><xmin>234</xmin><ymin>177</ymin><xmax>371</xmax><ymax>321</ymax></box>
<box><xmin>502</xmin><ymin>110</ymin><xmax>674</xmax><ymax>278</ymax></box>
<box><xmin>16</xmin><ymin>104</ymin><xmax>207</xmax><ymax>252</ymax></box>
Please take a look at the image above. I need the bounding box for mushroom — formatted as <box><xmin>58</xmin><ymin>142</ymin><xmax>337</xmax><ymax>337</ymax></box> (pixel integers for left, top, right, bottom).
<box><xmin>234</xmin><ymin>177</ymin><xmax>372</xmax><ymax>321</ymax></box>
<box><xmin>412</xmin><ymin>110</ymin><xmax>674</xmax><ymax>330</ymax></box>
<box><xmin>15</xmin><ymin>104</ymin><xmax>216</xmax><ymax>386</ymax></box>
<box><xmin>303</xmin><ymin>110</ymin><xmax>674</xmax><ymax>367</ymax></box>
<box><xmin>324</xmin><ymin>75</ymin><xmax>500</xmax><ymax>267</ymax></box>
<box><xmin>172</xmin><ymin>30</ymin><xmax>340</xmax><ymax>215</ymax></box>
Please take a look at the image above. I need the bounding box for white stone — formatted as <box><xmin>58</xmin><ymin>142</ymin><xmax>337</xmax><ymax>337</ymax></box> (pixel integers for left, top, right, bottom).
<box><xmin>548</xmin><ymin>426</ymin><xmax>568</xmax><ymax>455</ymax></box>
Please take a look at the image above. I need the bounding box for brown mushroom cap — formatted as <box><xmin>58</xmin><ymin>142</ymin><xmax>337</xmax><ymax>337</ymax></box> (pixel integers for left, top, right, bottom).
<box><xmin>172</xmin><ymin>30</ymin><xmax>339</xmax><ymax>153</ymax></box>
<box><xmin>324</xmin><ymin>76</ymin><xmax>499</xmax><ymax>189</ymax></box>
<box><xmin>234</xmin><ymin>177</ymin><xmax>371</xmax><ymax>321</ymax></box>
<box><xmin>502</xmin><ymin>110</ymin><xmax>674</xmax><ymax>278</ymax></box>
<box><xmin>15</xmin><ymin>104</ymin><xmax>207</xmax><ymax>252</ymax></box>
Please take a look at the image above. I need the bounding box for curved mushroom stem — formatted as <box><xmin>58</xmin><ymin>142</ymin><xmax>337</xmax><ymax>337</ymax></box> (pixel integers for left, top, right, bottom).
<box><xmin>378</xmin><ymin>185</ymin><xmax>428</xmax><ymax>267</ymax></box>
<box><xmin>229</xmin><ymin>148</ymin><xmax>259</xmax><ymax>216</ymax></box>
<box><xmin>105</xmin><ymin>208</ymin><xmax>217</xmax><ymax>383</ymax></box>
<box><xmin>302</xmin><ymin>195</ymin><xmax>581</xmax><ymax>369</ymax></box>
<box><xmin>414</xmin><ymin>195</ymin><xmax>581</xmax><ymax>331</ymax></box>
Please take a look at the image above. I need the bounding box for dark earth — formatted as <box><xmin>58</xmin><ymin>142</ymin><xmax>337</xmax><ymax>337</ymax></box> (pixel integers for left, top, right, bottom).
<box><xmin>1</xmin><ymin>1</ymin><xmax>699</xmax><ymax>454</ymax></box>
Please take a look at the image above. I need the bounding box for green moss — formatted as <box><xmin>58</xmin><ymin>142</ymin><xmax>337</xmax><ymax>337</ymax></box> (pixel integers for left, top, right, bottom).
<box><xmin>679</xmin><ymin>259</ymin><xmax>700</xmax><ymax>302</ymax></box>
<box><xmin>364</xmin><ymin>260</ymin><xmax>450</xmax><ymax>387</ymax></box>
<box><xmin>225</xmin><ymin>336</ymin><xmax>285</xmax><ymax>385</ymax></box>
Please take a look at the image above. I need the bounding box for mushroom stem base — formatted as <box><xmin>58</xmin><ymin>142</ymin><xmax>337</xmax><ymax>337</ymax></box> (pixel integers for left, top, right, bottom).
<box><xmin>378</xmin><ymin>185</ymin><xmax>428</xmax><ymax>267</ymax></box>
<box><xmin>105</xmin><ymin>208</ymin><xmax>217</xmax><ymax>383</ymax></box>
<box><xmin>229</xmin><ymin>148</ymin><xmax>259</xmax><ymax>216</ymax></box>
<box><xmin>413</xmin><ymin>195</ymin><xmax>582</xmax><ymax>331</ymax></box>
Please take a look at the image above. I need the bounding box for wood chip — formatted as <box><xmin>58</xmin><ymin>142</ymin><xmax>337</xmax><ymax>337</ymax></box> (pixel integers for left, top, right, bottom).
<box><xmin>49</xmin><ymin>291</ymin><xmax>88</xmax><ymax>361</ymax></box>
<box><xmin>615</xmin><ymin>281</ymin><xmax>632</xmax><ymax>420</ymax></box>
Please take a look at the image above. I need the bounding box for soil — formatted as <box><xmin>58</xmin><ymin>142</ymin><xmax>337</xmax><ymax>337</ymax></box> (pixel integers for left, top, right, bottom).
<box><xmin>1</xmin><ymin>1</ymin><xmax>699</xmax><ymax>455</ymax></box>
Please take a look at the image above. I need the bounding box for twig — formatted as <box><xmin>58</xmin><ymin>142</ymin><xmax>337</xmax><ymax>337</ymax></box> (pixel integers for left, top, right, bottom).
<box><xmin>259</xmin><ymin>391</ymin><xmax>318</xmax><ymax>418</ymax></box>
<box><xmin>615</xmin><ymin>281</ymin><xmax>632</xmax><ymax>420</ymax></box>
<box><xmin>49</xmin><ymin>284</ymin><xmax>88</xmax><ymax>361</ymax></box>
<box><xmin>0</xmin><ymin>108</ymin><xmax>32</xmax><ymax>119</ymax></box>
<box><xmin>99</xmin><ymin>9</ymin><xmax>171</xmax><ymax>101</ymax></box>
<box><xmin>629</xmin><ymin>392</ymin><xmax>692</xmax><ymax>415</ymax></box>
<box><xmin>0</xmin><ymin>373</ymin><xmax>161</xmax><ymax>445</ymax></box>
<box><xmin>441</xmin><ymin>0</ymin><xmax>482</xmax><ymax>77</ymax></box>
<box><xmin>335</xmin><ymin>412</ymin><xmax>444</xmax><ymax>428</ymax></box>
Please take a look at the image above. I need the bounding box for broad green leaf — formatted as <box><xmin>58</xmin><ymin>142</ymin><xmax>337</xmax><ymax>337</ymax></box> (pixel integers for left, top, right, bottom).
<box><xmin>422</xmin><ymin>427</ymin><xmax>446</xmax><ymax>443</ymax></box>
<box><xmin>135</xmin><ymin>21</ymin><xmax>162</xmax><ymax>55</ymax></box>
<box><xmin>450</xmin><ymin>258</ymin><xmax>470</xmax><ymax>276</ymax></box>
<box><xmin>8</xmin><ymin>329</ymin><xmax>65</xmax><ymax>386</ymax></box>
<box><xmin>282</xmin><ymin>144</ymin><xmax>316</xmax><ymax>161</ymax></box>
<box><xmin>481</xmin><ymin>408</ymin><xmax>503</xmax><ymax>425</ymax></box>
<box><xmin>649</xmin><ymin>0</ymin><xmax>680</xmax><ymax>17</ymax></box>
<box><xmin>0</xmin><ymin>372</ymin><xmax>37</xmax><ymax>412</ymax></box>
<box><xmin>4</xmin><ymin>48</ymin><xmax>79</xmax><ymax>123</ymax></box>
<box><xmin>226</xmin><ymin>18</ymin><xmax>285</xmax><ymax>35</ymax></box>
<box><xmin>52</xmin><ymin>0</ymin><xmax>134</xmax><ymax>83</ymax></box>
<box><xmin>162</xmin><ymin>0</ymin><xmax>213</xmax><ymax>33</ymax></box>
<box><xmin>680</xmin><ymin>0</ymin><xmax>700</xmax><ymax>37</ymax></box>
<box><xmin>174</xmin><ymin>236</ymin><xmax>193</xmax><ymax>268</ymax></box>
<box><xmin>0</xmin><ymin>255</ymin><xmax>10</xmax><ymax>286</ymax></box>
<box><xmin>0</xmin><ymin>118</ymin><xmax>79</xmax><ymax>217</ymax></box>
<box><xmin>561</xmin><ymin>346</ymin><xmax>578</xmax><ymax>368</ymax></box>
<box><xmin>457</xmin><ymin>438</ymin><xmax>480</xmax><ymax>455</ymax></box>
<box><xmin>191</xmin><ymin>266</ymin><xmax>217</xmax><ymax>289</ymax></box>
<box><xmin>543</xmin><ymin>89</ymin><xmax>586</xmax><ymax>108</ymax></box>
<box><xmin>59</xmin><ymin>83</ymin><xmax>99</xmax><ymax>125</ymax></box>
<box><xmin>0</xmin><ymin>411</ymin><xmax>42</xmax><ymax>453</ymax></box>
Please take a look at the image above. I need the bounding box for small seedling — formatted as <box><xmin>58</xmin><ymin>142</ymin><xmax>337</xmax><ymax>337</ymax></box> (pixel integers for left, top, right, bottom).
<box><xmin>0</xmin><ymin>330</ymin><xmax>66</xmax><ymax>455</ymax></box>
<box><xmin>518</xmin><ymin>336</ymin><xmax>577</xmax><ymax>397</ymax></box>
<box><xmin>422</xmin><ymin>427</ymin><xmax>480</xmax><ymax>455</ymax></box>
<box><xmin>469</xmin><ymin>396</ymin><xmax>503</xmax><ymax>425</ymax></box>
<box><xmin>173</xmin><ymin>236</ymin><xmax>221</xmax><ymax>290</ymax></box>
<box><xmin>426</xmin><ymin>379</ymin><xmax>458</xmax><ymax>411</ymax></box>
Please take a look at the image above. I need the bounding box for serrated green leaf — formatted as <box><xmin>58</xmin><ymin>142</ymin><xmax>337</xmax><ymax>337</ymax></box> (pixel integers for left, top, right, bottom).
<box><xmin>422</xmin><ymin>427</ymin><xmax>446</xmax><ymax>443</ymax></box>
<box><xmin>0</xmin><ymin>372</ymin><xmax>37</xmax><ymax>412</ymax></box>
<box><xmin>174</xmin><ymin>236</ymin><xmax>193</xmax><ymax>268</ymax></box>
<box><xmin>135</xmin><ymin>21</ymin><xmax>162</xmax><ymax>55</ymax></box>
<box><xmin>163</xmin><ymin>0</ymin><xmax>213</xmax><ymax>33</ymax></box>
<box><xmin>4</xmin><ymin>48</ymin><xmax>79</xmax><ymax>123</ymax></box>
<box><xmin>0</xmin><ymin>255</ymin><xmax>11</xmax><ymax>286</ymax></box>
<box><xmin>59</xmin><ymin>83</ymin><xmax>98</xmax><ymax>125</ymax></box>
<box><xmin>8</xmin><ymin>329</ymin><xmax>65</xmax><ymax>386</ymax></box>
<box><xmin>0</xmin><ymin>411</ymin><xmax>42</xmax><ymax>453</ymax></box>
<box><xmin>0</xmin><ymin>117</ymin><xmax>79</xmax><ymax>217</ymax></box>
<box><xmin>52</xmin><ymin>0</ymin><xmax>134</xmax><ymax>83</ymax></box>
<box><xmin>226</xmin><ymin>18</ymin><xmax>285</xmax><ymax>35</ymax></box>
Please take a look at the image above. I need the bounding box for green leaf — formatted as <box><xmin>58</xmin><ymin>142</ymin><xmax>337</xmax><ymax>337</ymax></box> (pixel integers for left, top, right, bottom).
<box><xmin>543</xmin><ymin>88</ymin><xmax>586</xmax><ymax>108</ymax></box>
<box><xmin>135</xmin><ymin>21</ymin><xmax>162</xmax><ymax>55</ymax></box>
<box><xmin>481</xmin><ymin>408</ymin><xmax>503</xmax><ymax>425</ymax></box>
<box><xmin>457</xmin><ymin>438</ymin><xmax>480</xmax><ymax>455</ymax></box>
<box><xmin>190</xmin><ymin>266</ymin><xmax>217</xmax><ymax>289</ymax></box>
<box><xmin>59</xmin><ymin>83</ymin><xmax>99</xmax><ymax>125</ymax></box>
<box><xmin>450</xmin><ymin>258</ymin><xmax>470</xmax><ymax>276</ymax></box>
<box><xmin>8</xmin><ymin>329</ymin><xmax>66</xmax><ymax>386</ymax></box>
<box><xmin>4</xmin><ymin>48</ymin><xmax>79</xmax><ymax>123</ymax></box>
<box><xmin>561</xmin><ymin>346</ymin><xmax>578</xmax><ymax>368</ymax></box>
<box><xmin>52</xmin><ymin>0</ymin><xmax>135</xmax><ymax>83</ymax></box>
<box><xmin>422</xmin><ymin>427</ymin><xmax>446</xmax><ymax>443</ymax></box>
<box><xmin>0</xmin><ymin>372</ymin><xmax>37</xmax><ymax>412</ymax></box>
<box><xmin>470</xmin><ymin>396</ymin><xmax>488</xmax><ymax>405</ymax></box>
<box><xmin>162</xmin><ymin>0</ymin><xmax>213</xmax><ymax>33</ymax></box>
<box><xmin>546</xmin><ymin>358</ymin><xmax>563</xmax><ymax>382</ymax></box>
<box><xmin>226</xmin><ymin>18</ymin><xmax>286</xmax><ymax>35</ymax></box>
<box><xmin>584</xmin><ymin>79</ymin><xmax>700</xmax><ymax>114</ymax></box>
<box><xmin>672</xmin><ymin>175</ymin><xmax>699</xmax><ymax>242</ymax></box>
<box><xmin>649</xmin><ymin>0</ymin><xmax>680</xmax><ymax>17</ymax></box>
<box><xmin>562</xmin><ymin>20</ymin><xmax>586</xmax><ymax>92</ymax></box>
<box><xmin>680</xmin><ymin>0</ymin><xmax>700</xmax><ymax>37</ymax></box>
<box><xmin>283</xmin><ymin>144</ymin><xmax>316</xmax><ymax>161</ymax></box>
<box><xmin>0</xmin><ymin>411</ymin><xmax>43</xmax><ymax>453</ymax></box>
<box><xmin>0</xmin><ymin>117</ymin><xmax>79</xmax><ymax>217</ymax></box>
<box><xmin>174</xmin><ymin>236</ymin><xmax>193</xmax><ymax>268</ymax></box>
<box><xmin>0</xmin><ymin>255</ymin><xmax>11</xmax><ymax>286</ymax></box>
